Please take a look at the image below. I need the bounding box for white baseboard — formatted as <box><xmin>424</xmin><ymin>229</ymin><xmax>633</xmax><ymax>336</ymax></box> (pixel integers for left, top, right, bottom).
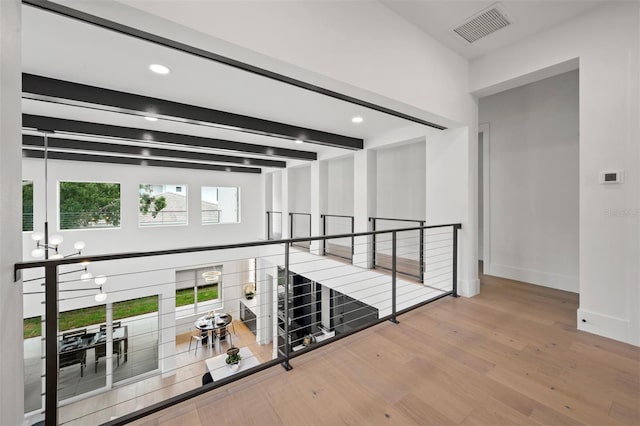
<box><xmin>485</xmin><ymin>262</ymin><xmax>578</xmax><ymax>293</ymax></box>
<box><xmin>458</xmin><ymin>278</ymin><xmax>480</xmax><ymax>297</ymax></box>
<box><xmin>577</xmin><ymin>308</ymin><xmax>635</xmax><ymax>345</ymax></box>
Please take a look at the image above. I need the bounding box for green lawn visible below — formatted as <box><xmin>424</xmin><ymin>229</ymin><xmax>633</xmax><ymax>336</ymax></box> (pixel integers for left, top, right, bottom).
<box><xmin>23</xmin><ymin>295</ymin><xmax>159</xmax><ymax>339</ymax></box>
<box><xmin>176</xmin><ymin>285</ymin><xmax>218</xmax><ymax>307</ymax></box>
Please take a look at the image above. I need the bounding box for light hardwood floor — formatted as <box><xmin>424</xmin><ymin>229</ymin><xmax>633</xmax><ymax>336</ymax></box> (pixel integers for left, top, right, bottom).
<box><xmin>130</xmin><ymin>271</ymin><xmax>640</xmax><ymax>426</ymax></box>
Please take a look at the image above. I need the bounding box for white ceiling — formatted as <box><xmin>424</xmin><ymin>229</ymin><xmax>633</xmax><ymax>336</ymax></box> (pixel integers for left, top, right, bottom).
<box><xmin>21</xmin><ymin>4</ymin><xmax>420</xmax><ymax>165</ymax></box>
<box><xmin>382</xmin><ymin>1</ymin><xmax>608</xmax><ymax>60</ymax></box>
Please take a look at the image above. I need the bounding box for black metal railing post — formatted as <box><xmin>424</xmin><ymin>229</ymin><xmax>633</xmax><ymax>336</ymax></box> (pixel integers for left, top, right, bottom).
<box><xmin>288</xmin><ymin>213</ymin><xmax>293</xmax><ymax>247</ymax></box>
<box><xmin>452</xmin><ymin>225</ymin><xmax>459</xmax><ymax>297</ymax></box>
<box><xmin>44</xmin><ymin>263</ymin><xmax>59</xmax><ymax>426</ymax></box>
<box><xmin>266</xmin><ymin>211</ymin><xmax>271</xmax><ymax>240</ymax></box>
<box><xmin>419</xmin><ymin>221</ymin><xmax>425</xmax><ymax>283</ymax></box>
<box><xmin>321</xmin><ymin>215</ymin><xmax>327</xmax><ymax>256</ymax></box>
<box><xmin>390</xmin><ymin>231</ymin><xmax>399</xmax><ymax>324</ymax></box>
<box><xmin>282</xmin><ymin>243</ymin><xmax>293</xmax><ymax>370</ymax></box>
<box><xmin>350</xmin><ymin>216</ymin><xmax>355</xmax><ymax>261</ymax></box>
<box><xmin>370</xmin><ymin>217</ymin><xmax>376</xmax><ymax>269</ymax></box>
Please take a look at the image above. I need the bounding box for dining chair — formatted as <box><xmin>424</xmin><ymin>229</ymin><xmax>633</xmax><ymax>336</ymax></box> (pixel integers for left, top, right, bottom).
<box><xmin>202</xmin><ymin>372</ymin><xmax>213</xmax><ymax>386</ymax></box>
<box><xmin>59</xmin><ymin>348</ymin><xmax>87</xmax><ymax>377</ymax></box>
<box><xmin>214</xmin><ymin>326</ymin><xmax>233</xmax><ymax>352</ymax></box>
<box><xmin>95</xmin><ymin>322</ymin><xmax>124</xmax><ymax>372</ymax></box>
<box><xmin>189</xmin><ymin>331</ymin><xmax>207</xmax><ymax>355</ymax></box>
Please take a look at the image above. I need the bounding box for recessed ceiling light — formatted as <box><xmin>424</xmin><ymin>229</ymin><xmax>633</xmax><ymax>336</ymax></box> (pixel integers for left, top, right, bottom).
<box><xmin>351</xmin><ymin>116</ymin><xmax>364</xmax><ymax>124</ymax></box>
<box><xmin>144</xmin><ymin>116</ymin><xmax>158</xmax><ymax>122</ymax></box>
<box><xmin>295</xmin><ymin>139</ymin><xmax>303</xmax><ymax>144</ymax></box>
<box><xmin>149</xmin><ymin>64</ymin><xmax>170</xmax><ymax>75</ymax></box>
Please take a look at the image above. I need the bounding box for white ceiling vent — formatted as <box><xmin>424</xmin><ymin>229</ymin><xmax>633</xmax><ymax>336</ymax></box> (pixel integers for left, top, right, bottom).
<box><xmin>453</xmin><ymin>4</ymin><xmax>511</xmax><ymax>44</ymax></box>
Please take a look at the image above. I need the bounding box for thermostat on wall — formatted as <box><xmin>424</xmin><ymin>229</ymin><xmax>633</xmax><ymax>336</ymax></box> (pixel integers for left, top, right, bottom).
<box><xmin>599</xmin><ymin>170</ymin><xmax>623</xmax><ymax>184</ymax></box>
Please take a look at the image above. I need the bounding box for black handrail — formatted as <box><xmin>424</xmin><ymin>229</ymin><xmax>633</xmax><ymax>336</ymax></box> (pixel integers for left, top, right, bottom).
<box><xmin>15</xmin><ymin>223</ymin><xmax>460</xmax><ymax>271</ymax></box>
<box><xmin>320</xmin><ymin>214</ymin><xmax>355</xmax><ymax>261</ymax></box>
<box><xmin>368</xmin><ymin>217</ymin><xmax>425</xmax><ymax>223</ymax></box>
<box><xmin>368</xmin><ymin>217</ymin><xmax>426</xmax><ymax>282</ymax></box>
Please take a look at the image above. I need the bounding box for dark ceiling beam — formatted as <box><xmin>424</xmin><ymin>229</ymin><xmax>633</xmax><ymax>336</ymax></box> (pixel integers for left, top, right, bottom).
<box><xmin>23</xmin><ymin>0</ymin><xmax>446</xmax><ymax>131</ymax></box>
<box><xmin>22</xmin><ymin>148</ymin><xmax>262</xmax><ymax>174</ymax></box>
<box><xmin>22</xmin><ymin>134</ymin><xmax>286</xmax><ymax>168</ymax></box>
<box><xmin>23</xmin><ymin>114</ymin><xmax>317</xmax><ymax>161</ymax></box>
<box><xmin>23</xmin><ymin>73</ymin><xmax>364</xmax><ymax>150</ymax></box>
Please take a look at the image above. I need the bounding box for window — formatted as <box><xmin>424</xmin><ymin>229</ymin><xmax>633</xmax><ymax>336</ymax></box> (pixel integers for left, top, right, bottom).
<box><xmin>59</xmin><ymin>182</ymin><xmax>121</xmax><ymax>230</ymax></box>
<box><xmin>175</xmin><ymin>266</ymin><xmax>222</xmax><ymax>315</ymax></box>
<box><xmin>201</xmin><ymin>186</ymin><xmax>239</xmax><ymax>224</ymax></box>
<box><xmin>139</xmin><ymin>183</ymin><xmax>187</xmax><ymax>226</ymax></box>
<box><xmin>23</xmin><ymin>180</ymin><xmax>33</xmax><ymax>232</ymax></box>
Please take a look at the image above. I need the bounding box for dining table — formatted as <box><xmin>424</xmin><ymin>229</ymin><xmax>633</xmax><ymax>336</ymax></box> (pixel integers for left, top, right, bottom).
<box><xmin>194</xmin><ymin>313</ymin><xmax>232</xmax><ymax>352</ymax></box>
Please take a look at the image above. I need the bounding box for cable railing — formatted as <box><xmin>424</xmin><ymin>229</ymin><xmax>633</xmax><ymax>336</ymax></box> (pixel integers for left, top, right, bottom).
<box><xmin>15</xmin><ymin>223</ymin><xmax>460</xmax><ymax>426</ymax></box>
<box><xmin>321</xmin><ymin>214</ymin><xmax>354</xmax><ymax>262</ymax></box>
<box><xmin>289</xmin><ymin>212</ymin><xmax>311</xmax><ymax>251</ymax></box>
<box><xmin>139</xmin><ymin>210</ymin><xmax>188</xmax><ymax>226</ymax></box>
<box><xmin>266</xmin><ymin>211</ymin><xmax>282</xmax><ymax>240</ymax></box>
<box><xmin>59</xmin><ymin>212</ymin><xmax>121</xmax><ymax>230</ymax></box>
<box><xmin>201</xmin><ymin>209</ymin><xmax>221</xmax><ymax>224</ymax></box>
<box><xmin>369</xmin><ymin>217</ymin><xmax>426</xmax><ymax>281</ymax></box>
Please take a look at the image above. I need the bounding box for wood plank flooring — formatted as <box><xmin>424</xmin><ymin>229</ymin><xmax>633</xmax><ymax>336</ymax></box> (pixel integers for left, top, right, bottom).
<box><xmin>130</xmin><ymin>272</ymin><xmax>640</xmax><ymax>426</ymax></box>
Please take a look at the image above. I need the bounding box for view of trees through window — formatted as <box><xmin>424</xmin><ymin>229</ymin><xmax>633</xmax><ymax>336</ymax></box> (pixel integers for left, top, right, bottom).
<box><xmin>201</xmin><ymin>186</ymin><xmax>239</xmax><ymax>224</ymax></box>
<box><xmin>22</xmin><ymin>180</ymin><xmax>33</xmax><ymax>232</ymax></box>
<box><xmin>139</xmin><ymin>184</ymin><xmax>185</xmax><ymax>226</ymax></box>
<box><xmin>59</xmin><ymin>182</ymin><xmax>121</xmax><ymax>230</ymax></box>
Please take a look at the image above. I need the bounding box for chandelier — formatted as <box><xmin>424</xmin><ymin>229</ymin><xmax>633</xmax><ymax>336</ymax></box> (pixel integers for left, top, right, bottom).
<box><xmin>28</xmin><ymin>131</ymin><xmax>107</xmax><ymax>302</ymax></box>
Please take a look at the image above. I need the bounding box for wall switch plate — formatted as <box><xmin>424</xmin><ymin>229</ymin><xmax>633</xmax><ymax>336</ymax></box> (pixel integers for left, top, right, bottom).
<box><xmin>599</xmin><ymin>170</ymin><xmax>623</xmax><ymax>184</ymax></box>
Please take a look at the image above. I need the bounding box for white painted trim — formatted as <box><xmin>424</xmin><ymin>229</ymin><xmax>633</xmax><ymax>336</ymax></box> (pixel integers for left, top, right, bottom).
<box><xmin>458</xmin><ymin>278</ymin><xmax>480</xmax><ymax>298</ymax></box>
<box><xmin>479</xmin><ymin>123</ymin><xmax>491</xmax><ymax>267</ymax></box>
<box><xmin>485</xmin><ymin>262</ymin><xmax>578</xmax><ymax>293</ymax></box>
<box><xmin>577</xmin><ymin>308</ymin><xmax>631</xmax><ymax>345</ymax></box>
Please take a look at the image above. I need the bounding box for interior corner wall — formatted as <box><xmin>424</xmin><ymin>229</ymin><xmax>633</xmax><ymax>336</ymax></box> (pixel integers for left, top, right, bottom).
<box><xmin>287</xmin><ymin>166</ymin><xmax>311</xmax><ymax>213</ymax></box>
<box><xmin>479</xmin><ymin>70</ymin><xmax>579</xmax><ymax>293</ymax></box>
<box><xmin>0</xmin><ymin>0</ymin><xmax>24</xmax><ymax>423</ymax></box>
<box><xmin>471</xmin><ymin>3</ymin><xmax>640</xmax><ymax>345</ymax></box>
<box><xmin>326</xmin><ymin>155</ymin><xmax>354</xmax><ymax>216</ymax></box>
<box><xmin>375</xmin><ymin>141</ymin><xmax>426</xmax><ymax>220</ymax></box>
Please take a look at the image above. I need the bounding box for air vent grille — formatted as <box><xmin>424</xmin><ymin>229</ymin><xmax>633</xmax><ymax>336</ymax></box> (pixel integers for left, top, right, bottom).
<box><xmin>453</xmin><ymin>6</ymin><xmax>511</xmax><ymax>43</ymax></box>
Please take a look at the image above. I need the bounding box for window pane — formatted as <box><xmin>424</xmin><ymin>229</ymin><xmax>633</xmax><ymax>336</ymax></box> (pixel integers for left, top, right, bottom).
<box><xmin>112</xmin><ymin>296</ymin><xmax>159</xmax><ymax>383</ymax></box>
<box><xmin>197</xmin><ymin>266</ymin><xmax>221</xmax><ymax>305</ymax></box>
<box><xmin>175</xmin><ymin>266</ymin><xmax>222</xmax><ymax>313</ymax></box>
<box><xmin>139</xmin><ymin>184</ymin><xmax>187</xmax><ymax>226</ymax></box>
<box><xmin>58</xmin><ymin>306</ymin><xmax>107</xmax><ymax>400</ymax></box>
<box><xmin>59</xmin><ymin>182</ymin><xmax>121</xmax><ymax>230</ymax></box>
<box><xmin>23</xmin><ymin>180</ymin><xmax>33</xmax><ymax>232</ymax></box>
<box><xmin>201</xmin><ymin>186</ymin><xmax>239</xmax><ymax>224</ymax></box>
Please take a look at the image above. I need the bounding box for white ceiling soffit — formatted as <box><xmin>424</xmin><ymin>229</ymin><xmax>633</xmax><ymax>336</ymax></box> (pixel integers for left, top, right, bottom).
<box><xmin>21</xmin><ymin>3</ymin><xmax>422</xmax><ymax>164</ymax></box>
<box><xmin>382</xmin><ymin>1</ymin><xmax>607</xmax><ymax>60</ymax></box>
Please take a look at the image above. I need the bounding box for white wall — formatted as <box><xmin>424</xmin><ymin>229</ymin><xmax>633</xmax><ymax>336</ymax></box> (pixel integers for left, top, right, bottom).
<box><xmin>287</xmin><ymin>165</ymin><xmax>311</xmax><ymax>214</ymax></box>
<box><xmin>479</xmin><ymin>70</ymin><xmax>579</xmax><ymax>293</ymax></box>
<box><xmin>471</xmin><ymin>3</ymin><xmax>640</xmax><ymax>345</ymax></box>
<box><xmin>376</xmin><ymin>141</ymin><xmax>426</xmax><ymax>220</ymax></box>
<box><xmin>326</xmin><ymin>155</ymin><xmax>354</xmax><ymax>217</ymax></box>
<box><xmin>22</xmin><ymin>158</ymin><xmax>263</xmax><ymax>258</ymax></box>
<box><xmin>0</xmin><ymin>0</ymin><xmax>24</xmax><ymax>423</ymax></box>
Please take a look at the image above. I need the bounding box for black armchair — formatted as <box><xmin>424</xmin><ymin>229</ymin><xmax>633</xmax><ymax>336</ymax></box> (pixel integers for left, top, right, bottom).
<box><xmin>95</xmin><ymin>322</ymin><xmax>123</xmax><ymax>373</ymax></box>
<box><xmin>59</xmin><ymin>348</ymin><xmax>87</xmax><ymax>377</ymax></box>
